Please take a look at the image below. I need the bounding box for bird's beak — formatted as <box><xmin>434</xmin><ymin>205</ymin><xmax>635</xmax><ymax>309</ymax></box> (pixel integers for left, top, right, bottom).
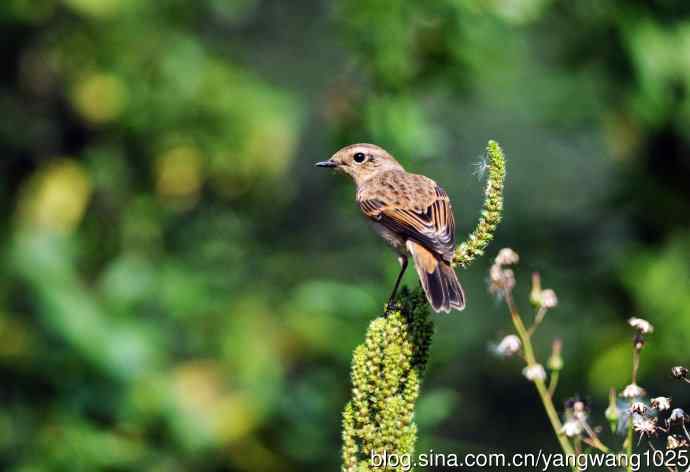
<box><xmin>314</xmin><ymin>159</ymin><xmax>337</xmax><ymax>168</ymax></box>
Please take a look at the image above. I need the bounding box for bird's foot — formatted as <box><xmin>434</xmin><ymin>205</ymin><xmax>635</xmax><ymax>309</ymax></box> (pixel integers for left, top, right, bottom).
<box><xmin>384</xmin><ymin>300</ymin><xmax>400</xmax><ymax>316</ymax></box>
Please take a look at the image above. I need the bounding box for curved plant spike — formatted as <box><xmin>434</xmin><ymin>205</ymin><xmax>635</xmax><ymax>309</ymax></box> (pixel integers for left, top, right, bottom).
<box><xmin>342</xmin><ymin>141</ymin><xmax>506</xmax><ymax>471</ymax></box>
<box><xmin>342</xmin><ymin>288</ymin><xmax>433</xmax><ymax>472</ymax></box>
<box><xmin>453</xmin><ymin>140</ymin><xmax>506</xmax><ymax>268</ymax></box>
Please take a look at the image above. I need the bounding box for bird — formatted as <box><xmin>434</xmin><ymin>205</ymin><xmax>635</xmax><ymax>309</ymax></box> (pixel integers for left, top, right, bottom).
<box><xmin>315</xmin><ymin>143</ymin><xmax>465</xmax><ymax>313</ymax></box>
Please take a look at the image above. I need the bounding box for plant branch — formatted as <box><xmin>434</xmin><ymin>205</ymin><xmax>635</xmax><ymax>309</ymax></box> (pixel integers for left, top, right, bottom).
<box><xmin>453</xmin><ymin>140</ymin><xmax>506</xmax><ymax>268</ymax></box>
<box><xmin>547</xmin><ymin>370</ymin><xmax>560</xmax><ymax>398</ymax></box>
<box><xmin>505</xmin><ymin>292</ymin><xmax>577</xmax><ymax>463</ymax></box>
<box><xmin>623</xmin><ymin>412</ymin><xmax>634</xmax><ymax>472</ymax></box>
<box><xmin>528</xmin><ymin>307</ymin><xmax>547</xmax><ymax>336</ymax></box>
<box><xmin>580</xmin><ymin>421</ymin><xmax>609</xmax><ymax>453</ymax></box>
<box><xmin>341</xmin><ymin>288</ymin><xmax>433</xmax><ymax>471</ymax></box>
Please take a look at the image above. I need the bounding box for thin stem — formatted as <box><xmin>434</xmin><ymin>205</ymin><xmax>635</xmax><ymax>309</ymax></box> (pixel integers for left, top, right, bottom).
<box><xmin>505</xmin><ymin>291</ymin><xmax>576</xmax><ymax>464</ymax></box>
<box><xmin>547</xmin><ymin>370</ymin><xmax>559</xmax><ymax>398</ymax></box>
<box><xmin>580</xmin><ymin>420</ymin><xmax>609</xmax><ymax>453</ymax></box>
<box><xmin>624</xmin><ymin>417</ymin><xmax>633</xmax><ymax>472</ymax></box>
<box><xmin>527</xmin><ymin>307</ymin><xmax>547</xmax><ymax>336</ymax></box>
<box><xmin>625</xmin><ymin>340</ymin><xmax>641</xmax><ymax>472</ymax></box>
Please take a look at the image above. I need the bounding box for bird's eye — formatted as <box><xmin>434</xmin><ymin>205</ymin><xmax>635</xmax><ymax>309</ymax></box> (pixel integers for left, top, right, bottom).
<box><xmin>353</xmin><ymin>152</ymin><xmax>366</xmax><ymax>163</ymax></box>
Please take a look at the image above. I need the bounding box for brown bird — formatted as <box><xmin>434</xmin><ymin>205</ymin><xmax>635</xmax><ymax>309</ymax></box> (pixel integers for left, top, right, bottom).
<box><xmin>316</xmin><ymin>143</ymin><xmax>464</xmax><ymax>313</ymax></box>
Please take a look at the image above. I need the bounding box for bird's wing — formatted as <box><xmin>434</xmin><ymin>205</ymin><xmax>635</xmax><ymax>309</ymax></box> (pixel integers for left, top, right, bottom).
<box><xmin>358</xmin><ymin>184</ymin><xmax>456</xmax><ymax>262</ymax></box>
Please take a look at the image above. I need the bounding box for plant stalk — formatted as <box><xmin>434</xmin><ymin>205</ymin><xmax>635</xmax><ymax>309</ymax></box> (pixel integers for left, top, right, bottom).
<box><xmin>505</xmin><ymin>292</ymin><xmax>576</xmax><ymax>464</ymax></box>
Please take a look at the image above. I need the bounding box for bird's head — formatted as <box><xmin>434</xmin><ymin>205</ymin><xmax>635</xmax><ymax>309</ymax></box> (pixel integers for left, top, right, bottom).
<box><xmin>315</xmin><ymin>143</ymin><xmax>404</xmax><ymax>185</ymax></box>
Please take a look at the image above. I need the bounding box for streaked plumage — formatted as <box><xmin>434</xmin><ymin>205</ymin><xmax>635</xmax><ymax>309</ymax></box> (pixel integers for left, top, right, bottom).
<box><xmin>316</xmin><ymin>143</ymin><xmax>465</xmax><ymax>313</ymax></box>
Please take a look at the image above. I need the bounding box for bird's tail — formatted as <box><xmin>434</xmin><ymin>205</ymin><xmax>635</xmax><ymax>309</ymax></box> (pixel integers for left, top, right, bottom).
<box><xmin>406</xmin><ymin>240</ymin><xmax>465</xmax><ymax>313</ymax></box>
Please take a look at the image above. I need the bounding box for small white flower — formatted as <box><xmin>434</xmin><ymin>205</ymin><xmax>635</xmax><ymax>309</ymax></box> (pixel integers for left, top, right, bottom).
<box><xmin>629</xmin><ymin>401</ymin><xmax>647</xmax><ymax>414</ymax></box>
<box><xmin>671</xmin><ymin>366</ymin><xmax>688</xmax><ymax>379</ymax></box>
<box><xmin>650</xmin><ymin>396</ymin><xmax>671</xmax><ymax>411</ymax></box>
<box><xmin>628</xmin><ymin>317</ymin><xmax>654</xmax><ymax>334</ymax></box>
<box><xmin>561</xmin><ymin>419</ymin><xmax>582</xmax><ymax>437</ymax></box>
<box><xmin>489</xmin><ymin>265</ymin><xmax>516</xmax><ymax>295</ymax></box>
<box><xmin>620</xmin><ymin>383</ymin><xmax>646</xmax><ymax>399</ymax></box>
<box><xmin>495</xmin><ymin>248</ymin><xmax>519</xmax><ymax>266</ymax></box>
<box><xmin>522</xmin><ymin>364</ymin><xmax>546</xmax><ymax>382</ymax></box>
<box><xmin>540</xmin><ymin>289</ymin><xmax>558</xmax><ymax>309</ymax></box>
<box><xmin>494</xmin><ymin>335</ymin><xmax>521</xmax><ymax>357</ymax></box>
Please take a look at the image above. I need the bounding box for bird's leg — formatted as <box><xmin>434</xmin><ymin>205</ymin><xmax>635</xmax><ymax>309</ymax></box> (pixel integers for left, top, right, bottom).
<box><xmin>386</xmin><ymin>256</ymin><xmax>408</xmax><ymax>314</ymax></box>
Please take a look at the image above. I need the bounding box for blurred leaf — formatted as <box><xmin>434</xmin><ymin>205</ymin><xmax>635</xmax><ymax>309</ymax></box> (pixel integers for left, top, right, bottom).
<box><xmin>415</xmin><ymin>388</ymin><xmax>459</xmax><ymax>430</ymax></box>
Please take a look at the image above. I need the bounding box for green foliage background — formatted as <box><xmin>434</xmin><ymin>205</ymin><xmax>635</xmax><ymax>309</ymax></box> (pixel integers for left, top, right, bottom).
<box><xmin>1</xmin><ymin>0</ymin><xmax>689</xmax><ymax>470</ymax></box>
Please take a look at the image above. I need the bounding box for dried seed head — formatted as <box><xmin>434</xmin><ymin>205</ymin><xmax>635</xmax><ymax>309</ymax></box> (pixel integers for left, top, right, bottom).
<box><xmin>628</xmin><ymin>317</ymin><xmax>654</xmax><ymax>334</ymax></box>
<box><xmin>668</xmin><ymin>408</ymin><xmax>687</xmax><ymax>424</ymax></box>
<box><xmin>620</xmin><ymin>383</ymin><xmax>646</xmax><ymax>400</ymax></box>
<box><xmin>629</xmin><ymin>401</ymin><xmax>647</xmax><ymax>415</ymax></box>
<box><xmin>671</xmin><ymin>366</ymin><xmax>688</xmax><ymax>380</ymax></box>
<box><xmin>494</xmin><ymin>334</ymin><xmax>521</xmax><ymax>357</ymax></box>
<box><xmin>632</xmin><ymin>414</ymin><xmax>659</xmax><ymax>437</ymax></box>
<box><xmin>650</xmin><ymin>396</ymin><xmax>671</xmax><ymax>412</ymax></box>
<box><xmin>522</xmin><ymin>364</ymin><xmax>546</xmax><ymax>382</ymax></box>
<box><xmin>494</xmin><ymin>248</ymin><xmax>519</xmax><ymax>266</ymax></box>
<box><xmin>667</xmin><ymin>435</ymin><xmax>689</xmax><ymax>450</ymax></box>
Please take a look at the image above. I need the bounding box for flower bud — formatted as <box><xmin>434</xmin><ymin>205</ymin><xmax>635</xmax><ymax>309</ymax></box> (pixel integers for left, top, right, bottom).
<box><xmin>605</xmin><ymin>408</ymin><xmax>619</xmax><ymax>432</ymax></box>
<box><xmin>540</xmin><ymin>289</ymin><xmax>558</xmax><ymax>309</ymax></box>
<box><xmin>529</xmin><ymin>272</ymin><xmax>542</xmax><ymax>307</ymax></box>
<box><xmin>605</xmin><ymin>388</ymin><xmax>620</xmax><ymax>433</ymax></box>
<box><xmin>547</xmin><ymin>338</ymin><xmax>563</xmax><ymax>371</ymax></box>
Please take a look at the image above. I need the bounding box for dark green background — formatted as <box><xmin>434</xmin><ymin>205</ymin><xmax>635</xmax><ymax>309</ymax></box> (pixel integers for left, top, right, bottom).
<box><xmin>1</xmin><ymin>1</ymin><xmax>689</xmax><ymax>470</ymax></box>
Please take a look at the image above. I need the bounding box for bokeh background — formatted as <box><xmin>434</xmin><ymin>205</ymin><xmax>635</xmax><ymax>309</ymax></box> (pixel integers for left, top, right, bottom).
<box><xmin>2</xmin><ymin>0</ymin><xmax>690</xmax><ymax>470</ymax></box>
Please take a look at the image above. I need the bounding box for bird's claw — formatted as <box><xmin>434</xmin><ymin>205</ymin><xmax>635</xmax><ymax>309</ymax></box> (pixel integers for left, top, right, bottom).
<box><xmin>385</xmin><ymin>300</ymin><xmax>400</xmax><ymax>316</ymax></box>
